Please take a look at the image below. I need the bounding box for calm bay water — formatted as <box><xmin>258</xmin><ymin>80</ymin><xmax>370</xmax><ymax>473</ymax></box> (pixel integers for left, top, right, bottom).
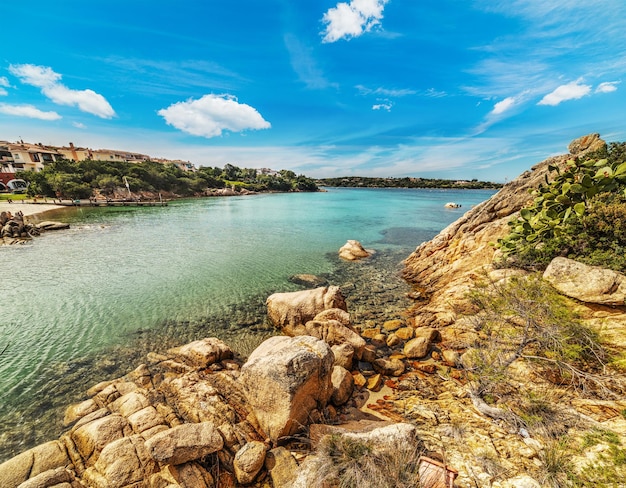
<box><xmin>0</xmin><ymin>187</ymin><xmax>494</xmax><ymax>460</ymax></box>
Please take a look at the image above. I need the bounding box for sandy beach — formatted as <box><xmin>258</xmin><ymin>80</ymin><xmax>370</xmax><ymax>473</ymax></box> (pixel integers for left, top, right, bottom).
<box><xmin>0</xmin><ymin>201</ymin><xmax>64</xmax><ymax>218</ymax></box>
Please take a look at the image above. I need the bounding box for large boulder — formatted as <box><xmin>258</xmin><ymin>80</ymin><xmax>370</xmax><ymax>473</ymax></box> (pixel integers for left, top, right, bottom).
<box><xmin>266</xmin><ymin>286</ymin><xmax>347</xmax><ymax>328</ymax></box>
<box><xmin>543</xmin><ymin>257</ymin><xmax>626</xmax><ymax>305</ymax></box>
<box><xmin>568</xmin><ymin>133</ymin><xmax>606</xmax><ymax>155</ymax></box>
<box><xmin>239</xmin><ymin>336</ymin><xmax>334</xmax><ymax>442</ymax></box>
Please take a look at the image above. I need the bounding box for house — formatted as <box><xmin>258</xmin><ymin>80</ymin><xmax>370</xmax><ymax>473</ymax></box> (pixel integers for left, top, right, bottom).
<box><xmin>0</xmin><ymin>142</ymin><xmax>20</xmax><ymax>187</ymax></box>
<box><xmin>90</xmin><ymin>148</ymin><xmax>150</xmax><ymax>163</ymax></box>
<box><xmin>5</xmin><ymin>142</ymin><xmax>63</xmax><ymax>172</ymax></box>
<box><xmin>55</xmin><ymin>142</ymin><xmax>93</xmax><ymax>162</ymax></box>
<box><xmin>152</xmin><ymin>158</ymin><xmax>197</xmax><ymax>172</ymax></box>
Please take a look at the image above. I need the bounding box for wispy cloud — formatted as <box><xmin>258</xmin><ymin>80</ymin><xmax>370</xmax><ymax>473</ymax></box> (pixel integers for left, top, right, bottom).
<box><xmin>0</xmin><ymin>103</ymin><xmax>61</xmax><ymax>120</ymax></box>
<box><xmin>425</xmin><ymin>88</ymin><xmax>447</xmax><ymax>98</ymax></box>
<box><xmin>321</xmin><ymin>0</ymin><xmax>389</xmax><ymax>43</ymax></box>
<box><xmin>98</xmin><ymin>56</ymin><xmax>244</xmax><ymax>96</ymax></box>
<box><xmin>158</xmin><ymin>94</ymin><xmax>271</xmax><ymax>138</ymax></box>
<box><xmin>473</xmin><ymin>91</ymin><xmax>531</xmax><ymax>134</ymax></box>
<box><xmin>356</xmin><ymin>85</ymin><xmax>416</xmax><ymax>97</ymax></box>
<box><xmin>467</xmin><ymin>1</ymin><xmax>626</xmax><ymax>111</ymax></box>
<box><xmin>284</xmin><ymin>34</ymin><xmax>335</xmax><ymax>89</ymax></box>
<box><xmin>9</xmin><ymin>64</ymin><xmax>116</xmax><ymax>119</ymax></box>
<box><xmin>73</xmin><ymin>122</ymin><xmax>87</xmax><ymax>129</ymax></box>
<box><xmin>0</xmin><ymin>76</ymin><xmax>9</xmax><ymax>96</ymax></box>
<box><xmin>537</xmin><ymin>79</ymin><xmax>591</xmax><ymax>106</ymax></box>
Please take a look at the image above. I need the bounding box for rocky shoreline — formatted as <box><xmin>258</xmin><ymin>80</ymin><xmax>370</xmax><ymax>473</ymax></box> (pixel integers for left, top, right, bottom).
<box><xmin>2</xmin><ymin>135</ymin><xmax>626</xmax><ymax>488</ymax></box>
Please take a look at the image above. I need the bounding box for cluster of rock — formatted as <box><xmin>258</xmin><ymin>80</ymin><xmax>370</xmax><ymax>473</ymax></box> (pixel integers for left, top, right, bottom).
<box><xmin>2</xmin><ymin>284</ymin><xmax>438</xmax><ymax>488</ymax></box>
<box><xmin>4</xmin><ymin>133</ymin><xmax>626</xmax><ymax>488</ymax></box>
<box><xmin>0</xmin><ymin>211</ymin><xmax>69</xmax><ymax>245</ymax></box>
<box><xmin>397</xmin><ymin>133</ymin><xmax>626</xmax><ymax>485</ymax></box>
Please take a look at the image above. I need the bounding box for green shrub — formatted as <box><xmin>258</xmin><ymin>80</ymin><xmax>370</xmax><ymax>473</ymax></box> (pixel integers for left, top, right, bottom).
<box><xmin>501</xmin><ymin>192</ymin><xmax>626</xmax><ymax>272</ymax></box>
<box><xmin>497</xmin><ymin>142</ymin><xmax>626</xmax><ymax>271</ymax></box>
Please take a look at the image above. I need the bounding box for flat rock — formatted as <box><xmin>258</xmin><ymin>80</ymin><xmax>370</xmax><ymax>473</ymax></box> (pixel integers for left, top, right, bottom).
<box><xmin>543</xmin><ymin>257</ymin><xmax>626</xmax><ymax>305</ymax></box>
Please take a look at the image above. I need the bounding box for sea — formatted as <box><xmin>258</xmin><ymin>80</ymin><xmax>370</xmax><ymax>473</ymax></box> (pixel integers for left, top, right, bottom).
<box><xmin>0</xmin><ymin>187</ymin><xmax>495</xmax><ymax>461</ymax></box>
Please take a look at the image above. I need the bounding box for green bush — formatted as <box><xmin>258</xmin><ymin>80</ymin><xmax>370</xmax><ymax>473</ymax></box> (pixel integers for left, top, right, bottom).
<box><xmin>502</xmin><ymin>192</ymin><xmax>626</xmax><ymax>271</ymax></box>
<box><xmin>497</xmin><ymin>141</ymin><xmax>626</xmax><ymax>272</ymax></box>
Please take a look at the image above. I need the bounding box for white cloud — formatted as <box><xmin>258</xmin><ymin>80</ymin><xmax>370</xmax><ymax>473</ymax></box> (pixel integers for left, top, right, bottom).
<box><xmin>491</xmin><ymin>96</ymin><xmax>517</xmax><ymax>115</ymax></box>
<box><xmin>158</xmin><ymin>94</ymin><xmax>271</xmax><ymax>138</ymax></box>
<box><xmin>321</xmin><ymin>0</ymin><xmax>389</xmax><ymax>43</ymax></box>
<box><xmin>537</xmin><ymin>79</ymin><xmax>592</xmax><ymax>106</ymax></box>
<box><xmin>73</xmin><ymin>122</ymin><xmax>87</xmax><ymax>129</ymax></box>
<box><xmin>0</xmin><ymin>103</ymin><xmax>61</xmax><ymax>120</ymax></box>
<box><xmin>596</xmin><ymin>81</ymin><xmax>620</xmax><ymax>93</ymax></box>
<box><xmin>372</xmin><ymin>102</ymin><xmax>392</xmax><ymax>111</ymax></box>
<box><xmin>9</xmin><ymin>64</ymin><xmax>60</xmax><ymax>87</ymax></box>
<box><xmin>0</xmin><ymin>88</ymin><xmax>6</xmax><ymax>96</ymax></box>
<box><xmin>9</xmin><ymin>64</ymin><xmax>116</xmax><ymax>119</ymax></box>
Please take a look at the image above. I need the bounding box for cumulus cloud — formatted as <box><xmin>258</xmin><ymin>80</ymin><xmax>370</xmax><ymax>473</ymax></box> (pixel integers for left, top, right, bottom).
<box><xmin>8</xmin><ymin>64</ymin><xmax>116</xmax><ymax>118</ymax></box>
<box><xmin>322</xmin><ymin>0</ymin><xmax>389</xmax><ymax>43</ymax></box>
<box><xmin>0</xmin><ymin>103</ymin><xmax>61</xmax><ymax>120</ymax></box>
<box><xmin>596</xmin><ymin>81</ymin><xmax>620</xmax><ymax>93</ymax></box>
<box><xmin>537</xmin><ymin>79</ymin><xmax>591</xmax><ymax>106</ymax></box>
<box><xmin>158</xmin><ymin>94</ymin><xmax>271</xmax><ymax>138</ymax></box>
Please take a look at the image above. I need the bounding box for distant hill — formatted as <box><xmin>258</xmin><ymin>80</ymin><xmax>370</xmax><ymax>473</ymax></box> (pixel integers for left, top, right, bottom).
<box><xmin>316</xmin><ymin>176</ymin><xmax>502</xmax><ymax>189</ymax></box>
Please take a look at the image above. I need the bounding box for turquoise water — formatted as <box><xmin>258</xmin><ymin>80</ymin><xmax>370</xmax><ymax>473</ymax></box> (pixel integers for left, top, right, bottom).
<box><xmin>0</xmin><ymin>187</ymin><xmax>494</xmax><ymax>459</ymax></box>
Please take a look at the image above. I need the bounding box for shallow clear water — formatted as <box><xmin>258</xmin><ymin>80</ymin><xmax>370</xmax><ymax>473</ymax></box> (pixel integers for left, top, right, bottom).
<box><xmin>0</xmin><ymin>187</ymin><xmax>494</xmax><ymax>460</ymax></box>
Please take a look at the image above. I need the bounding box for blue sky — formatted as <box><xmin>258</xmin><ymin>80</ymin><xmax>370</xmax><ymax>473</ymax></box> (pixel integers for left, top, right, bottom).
<box><xmin>1</xmin><ymin>0</ymin><xmax>625</xmax><ymax>182</ymax></box>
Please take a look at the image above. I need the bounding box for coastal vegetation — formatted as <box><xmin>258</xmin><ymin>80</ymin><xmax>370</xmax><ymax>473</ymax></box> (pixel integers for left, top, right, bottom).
<box><xmin>20</xmin><ymin>159</ymin><xmax>319</xmax><ymax>199</ymax></box>
<box><xmin>497</xmin><ymin>141</ymin><xmax>626</xmax><ymax>271</ymax></box>
<box><xmin>317</xmin><ymin>176</ymin><xmax>502</xmax><ymax>189</ymax></box>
